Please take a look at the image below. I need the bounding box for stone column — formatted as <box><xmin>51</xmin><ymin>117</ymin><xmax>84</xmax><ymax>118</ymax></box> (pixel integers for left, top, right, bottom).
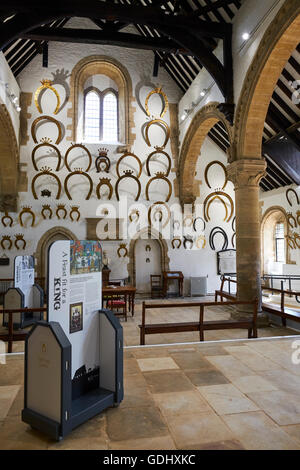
<box><xmin>227</xmin><ymin>159</ymin><xmax>267</xmax><ymax>319</ymax></box>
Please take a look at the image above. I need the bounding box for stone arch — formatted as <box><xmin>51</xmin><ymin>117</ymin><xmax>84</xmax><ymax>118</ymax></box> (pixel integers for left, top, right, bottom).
<box><xmin>234</xmin><ymin>0</ymin><xmax>300</xmax><ymax>159</ymax></box>
<box><xmin>68</xmin><ymin>55</ymin><xmax>135</xmax><ymax>148</ymax></box>
<box><xmin>127</xmin><ymin>226</ymin><xmax>170</xmax><ymax>287</ymax></box>
<box><xmin>0</xmin><ymin>103</ymin><xmax>19</xmax><ymax>211</ymax></box>
<box><xmin>178</xmin><ymin>102</ymin><xmax>233</xmax><ymax>206</ymax></box>
<box><xmin>261</xmin><ymin>205</ymin><xmax>294</xmax><ymax>274</ymax></box>
<box><xmin>34</xmin><ymin>227</ymin><xmax>77</xmax><ymax>279</ymax></box>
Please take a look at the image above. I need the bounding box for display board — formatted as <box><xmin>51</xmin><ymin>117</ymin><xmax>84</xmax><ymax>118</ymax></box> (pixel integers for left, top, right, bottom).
<box><xmin>217</xmin><ymin>249</ymin><xmax>236</xmax><ymax>275</ymax></box>
<box><xmin>14</xmin><ymin>255</ymin><xmax>35</xmax><ymax>307</ymax></box>
<box><xmin>47</xmin><ymin>240</ymin><xmax>102</xmax><ymax>380</ymax></box>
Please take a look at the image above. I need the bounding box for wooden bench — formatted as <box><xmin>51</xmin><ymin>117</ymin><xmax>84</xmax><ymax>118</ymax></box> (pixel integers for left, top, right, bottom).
<box><xmin>139</xmin><ymin>299</ymin><xmax>258</xmax><ymax>345</ymax></box>
<box><xmin>215</xmin><ymin>276</ymin><xmax>237</xmax><ymax>301</ymax></box>
<box><xmin>261</xmin><ymin>286</ymin><xmax>300</xmax><ymax>327</ymax></box>
<box><xmin>0</xmin><ymin>307</ymin><xmax>47</xmax><ymax>353</ymax></box>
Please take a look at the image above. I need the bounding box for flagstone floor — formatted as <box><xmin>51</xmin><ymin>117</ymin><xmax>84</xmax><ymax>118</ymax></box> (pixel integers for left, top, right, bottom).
<box><xmin>1</xmin><ymin>335</ymin><xmax>300</xmax><ymax>450</ymax></box>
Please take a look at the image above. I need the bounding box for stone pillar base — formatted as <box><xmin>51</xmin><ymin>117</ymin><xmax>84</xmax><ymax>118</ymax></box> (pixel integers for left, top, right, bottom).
<box><xmin>230</xmin><ymin>308</ymin><xmax>269</xmax><ymax>328</ymax></box>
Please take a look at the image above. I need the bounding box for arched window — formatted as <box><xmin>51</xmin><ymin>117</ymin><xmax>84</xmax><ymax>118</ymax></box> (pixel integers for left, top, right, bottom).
<box><xmin>84</xmin><ymin>87</ymin><xmax>118</xmax><ymax>143</ymax></box>
<box><xmin>275</xmin><ymin>222</ymin><xmax>285</xmax><ymax>263</ymax></box>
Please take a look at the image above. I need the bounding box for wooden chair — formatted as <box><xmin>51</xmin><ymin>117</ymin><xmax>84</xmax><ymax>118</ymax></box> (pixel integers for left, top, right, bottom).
<box><xmin>106</xmin><ymin>281</ymin><xmax>127</xmax><ymax>321</ymax></box>
<box><xmin>150</xmin><ymin>275</ymin><xmax>163</xmax><ymax>298</ymax></box>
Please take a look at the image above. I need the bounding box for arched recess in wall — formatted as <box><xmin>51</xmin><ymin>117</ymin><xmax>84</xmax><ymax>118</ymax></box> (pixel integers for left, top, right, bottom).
<box><xmin>127</xmin><ymin>226</ymin><xmax>170</xmax><ymax>287</ymax></box>
<box><xmin>261</xmin><ymin>206</ymin><xmax>294</xmax><ymax>274</ymax></box>
<box><xmin>34</xmin><ymin>227</ymin><xmax>77</xmax><ymax>280</ymax></box>
<box><xmin>178</xmin><ymin>102</ymin><xmax>233</xmax><ymax>206</ymax></box>
<box><xmin>0</xmin><ymin>103</ymin><xmax>20</xmax><ymax>211</ymax></box>
<box><xmin>234</xmin><ymin>0</ymin><xmax>300</xmax><ymax>159</ymax></box>
<box><xmin>68</xmin><ymin>55</ymin><xmax>135</xmax><ymax>147</ymax></box>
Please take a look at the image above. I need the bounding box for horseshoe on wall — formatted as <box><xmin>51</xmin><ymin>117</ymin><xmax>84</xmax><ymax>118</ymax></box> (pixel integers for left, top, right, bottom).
<box><xmin>287</xmin><ymin>213</ymin><xmax>297</xmax><ymax>229</ymax></box>
<box><xmin>183</xmin><ymin>215</ymin><xmax>193</xmax><ymax>227</ymax></box>
<box><xmin>0</xmin><ymin>236</ymin><xmax>12</xmax><ymax>250</ymax></box>
<box><xmin>145</xmin><ymin>172</ymin><xmax>172</xmax><ymax>202</ymax></box>
<box><xmin>117</xmin><ymin>244</ymin><xmax>128</xmax><ymax>258</ymax></box>
<box><xmin>146</xmin><ymin>150</ymin><xmax>171</xmax><ymax>177</ymax></box>
<box><xmin>96</xmin><ymin>178</ymin><xmax>113</xmax><ymax>200</ymax></box>
<box><xmin>205</xmin><ymin>195</ymin><xmax>229</xmax><ymax>222</ymax></box>
<box><xmin>232</xmin><ymin>232</ymin><xmax>236</xmax><ymax>248</ymax></box>
<box><xmin>19</xmin><ymin>207</ymin><xmax>36</xmax><ymax>227</ymax></box>
<box><xmin>65</xmin><ymin>143</ymin><xmax>92</xmax><ymax>172</ymax></box>
<box><xmin>129</xmin><ymin>209</ymin><xmax>140</xmax><ymax>223</ymax></box>
<box><xmin>145</xmin><ymin>86</ymin><xmax>168</xmax><ymax>118</ymax></box>
<box><xmin>34</xmin><ymin>79</ymin><xmax>60</xmax><ymax>114</ymax></box>
<box><xmin>15</xmin><ymin>234</ymin><xmax>26</xmax><ymax>250</ymax></box>
<box><xmin>1</xmin><ymin>212</ymin><xmax>13</xmax><ymax>227</ymax></box>
<box><xmin>204</xmin><ymin>161</ymin><xmax>228</xmax><ymax>190</ymax></box>
<box><xmin>31</xmin><ymin>168</ymin><xmax>62</xmax><ymax>200</ymax></box>
<box><xmin>286</xmin><ymin>188</ymin><xmax>299</xmax><ymax>207</ymax></box>
<box><xmin>64</xmin><ymin>170</ymin><xmax>93</xmax><ymax>200</ymax></box>
<box><xmin>95</xmin><ymin>155</ymin><xmax>110</xmax><ymax>173</ymax></box>
<box><xmin>70</xmin><ymin>206</ymin><xmax>80</xmax><ymax>222</ymax></box>
<box><xmin>144</xmin><ymin>119</ymin><xmax>170</xmax><ymax>149</ymax></box>
<box><xmin>193</xmin><ymin>217</ymin><xmax>206</xmax><ymax>232</ymax></box>
<box><xmin>209</xmin><ymin>227</ymin><xmax>228</xmax><ymax>251</ymax></box>
<box><xmin>56</xmin><ymin>204</ymin><xmax>67</xmax><ymax>220</ymax></box>
<box><xmin>183</xmin><ymin>236</ymin><xmax>194</xmax><ymax>250</ymax></box>
<box><xmin>171</xmin><ymin>238</ymin><xmax>182</xmax><ymax>249</ymax></box>
<box><xmin>31</xmin><ymin>139</ymin><xmax>62</xmax><ymax>171</ymax></box>
<box><xmin>148</xmin><ymin>201</ymin><xmax>171</xmax><ymax>228</ymax></box>
<box><xmin>196</xmin><ymin>236</ymin><xmax>206</xmax><ymax>249</ymax></box>
<box><xmin>31</xmin><ymin>116</ymin><xmax>62</xmax><ymax>144</ymax></box>
<box><xmin>115</xmin><ymin>171</ymin><xmax>141</xmax><ymax>201</ymax></box>
<box><xmin>203</xmin><ymin>191</ymin><xmax>234</xmax><ymax>223</ymax></box>
<box><xmin>41</xmin><ymin>204</ymin><xmax>53</xmax><ymax>220</ymax></box>
<box><xmin>116</xmin><ymin>152</ymin><xmax>142</xmax><ymax>179</ymax></box>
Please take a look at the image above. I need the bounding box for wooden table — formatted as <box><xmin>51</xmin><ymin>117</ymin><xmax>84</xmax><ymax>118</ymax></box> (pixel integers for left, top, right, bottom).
<box><xmin>162</xmin><ymin>271</ymin><xmax>184</xmax><ymax>297</ymax></box>
<box><xmin>102</xmin><ymin>285</ymin><xmax>136</xmax><ymax>316</ymax></box>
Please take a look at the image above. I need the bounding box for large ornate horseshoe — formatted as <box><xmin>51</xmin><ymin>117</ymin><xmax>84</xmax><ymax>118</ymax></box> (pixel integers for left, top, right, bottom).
<box><xmin>209</xmin><ymin>227</ymin><xmax>228</xmax><ymax>251</ymax></box>
<box><xmin>34</xmin><ymin>79</ymin><xmax>60</xmax><ymax>115</ymax></box>
<box><xmin>31</xmin><ymin>138</ymin><xmax>62</xmax><ymax>171</ymax></box>
<box><xmin>115</xmin><ymin>171</ymin><xmax>141</xmax><ymax>201</ymax></box>
<box><xmin>145</xmin><ymin>86</ymin><xmax>168</xmax><ymax>118</ymax></box>
<box><xmin>148</xmin><ymin>201</ymin><xmax>171</xmax><ymax>228</ymax></box>
<box><xmin>204</xmin><ymin>161</ymin><xmax>228</xmax><ymax>189</ymax></box>
<box><xmin>205</xmin><ymin>195</ymin><xmax>229</xmax><ymax>222</ymax></box>
<box><xmin>286</xmin><ymin>188</ymin><xmax>299</xmax><ymax>207</ymax></box>
<box><xmin>19</xmin><ymin>206</ymin><xmax>36</xmax><ymax>227</ymax></box>
<box><xmin>64</xmin><ymin>170</ymin><xmax>93</xmax><ymax>200</ymax></box>
<box><xmin>96</xmin><ymin>178</ymin><xmax>113</xmax><ymax>200</ymax></box>
<box><xmin>146</xmin><ymin>150</ymin><xmax>171</xmax><ymax>177</ymax></box>
<box><xmin>203</xmin><ymin>191</ymin><xmax>234</xmax><ymax>222</ymax></box>
<box><xmin>144</xmin><ymin>119</ymin><xmax>170</xmax><ymax>149</ymax></box>
<box><xmin>65</xmin><ymin>143</ymin><xmax>92</xmax><ymax>172</ymax></box>
<box><xmin>31</xmin><ymin>168</ymin><xmax>62</xmax><ymax>200</ymax></box>
<box><xmin>116</xmin><ymin>152</ymin><xmax>142</xmax><ymax>178</ymax></box>
<box><xmin>31</xmin><ymin>116</ymin><xmax>62</xmax><ymax>144</ymax></box>
<box><xmin>145</xmin><ymin>172</ymin><xmax>172</xmax><ymax>202</ymax></box>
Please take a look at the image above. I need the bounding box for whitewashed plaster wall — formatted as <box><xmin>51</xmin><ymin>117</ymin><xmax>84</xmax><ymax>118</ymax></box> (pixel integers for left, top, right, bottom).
<box><xmin>0</xmin><ymin>52</ymin><xmax>20</xmax><ymax>142</ymax></box>
<box><xmin>0</xmin><ymin>17</ymin><xmax>236</xmax><ymax>296</ymax></box>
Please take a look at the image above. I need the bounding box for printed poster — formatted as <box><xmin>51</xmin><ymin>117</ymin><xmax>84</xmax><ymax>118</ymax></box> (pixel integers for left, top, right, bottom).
<box><xmin>14</xmin><ymin>255</ymin><xmax>35</xmax><ymax>307</ymax></box>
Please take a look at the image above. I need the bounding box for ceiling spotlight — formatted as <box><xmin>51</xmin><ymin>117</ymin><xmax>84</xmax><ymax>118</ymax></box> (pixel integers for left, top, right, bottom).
<box><xmin>242</xmin><ymin>32</ymin><xmax>250</xmax><ymax>41</ymax></box>
<box><xmin>16</xmin><ymin>106</ymin><xmax>21</xmax><ymax>112</ymax></box>
<box><xmin>181</xmin><ymin>114</ymin><xmax>186</xmax><ymax>121</ymax></box>
<box><xmin>200</xmin><ymin>90</ymin><xmax>206</xmax><ymax>97</ymax></box>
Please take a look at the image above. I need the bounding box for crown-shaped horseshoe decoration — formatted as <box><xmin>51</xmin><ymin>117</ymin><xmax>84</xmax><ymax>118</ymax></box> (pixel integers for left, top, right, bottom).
<box><xmin>173</xmin><ymin>220</ymin><xmax>181</xmax><ymax>230</ymax></box>
<box><xmin>232</xmin><ymin>232</ymin><xmax>236</xmax><ymax>248</ymax></box>
<box><xmin>209</xmin><ymin>227</ymin><xmax>228</xmax><ymax>251</ymax></box>
<box><xmin>287</xmin><ymin>213</ymin><xmax>297</xmax><ymax>229</ymax></box>
<box><xmin>1</xmin><ymin>235</ymin><xmax>12</xmax><ymax>250</ymax></box>
<box><xmin>204</xmin><ymin>161</ymin><xmax>228</xmax><ymax>190</ymax></box>
<box><xmin>31</xmin><ymin>116</ymin><xmax>62</xmax><ymax>144</ymax></box>
<box><xmin>95</xmin><ymin>148</ymin><xmax>110</xmax><ymax>173</ymax></box>
<box><xmin>193</xmin><ymin>217</ymin><xmax>206</xmax><ymax>232</ymax></box>
<box><xmin>286</xmin><ymin>188</ymin><xmax>299</xmax><ymax>207</ymax></box>
<box><xmin>145</xmin><ymin>86</ymin><xmax>168</xmax><ymax>118</ymax></box>
<box><xmin>56</xmin><ymin>204</ymin><xmax>67</xmax><ymax>220</ymax></box>
<box><xmin>34</xmin><ymin>79</ymin><xmax>60</xmax><ymax>114</ymax></box>
<box><xmin>144</xmin><ymin>119</ymin><xmax>170</xmax><ymax>149</ymax></box>
<box><xmin>196</xmin><ymin>236</ymin><xmax>206</xmax><ymax>250</ymax></box>
<box><xmin>31</xmin><ymin>138</ymin><xmax>62</xmax><ymax>171</ymax></box>
<box><xmin>148</xmin><ymin>201</ymin><xmax>171</xmax><ymax>228</ymax></box>
<box><xmin>1</xmin><ymin>212</ymin><xmax>13</xmax><ymax>227</ymax></box>
<box><xmin>183</xmin><ymin>235</ymin><xmax>194</xmax><ymax>250</ymax></box>
<box><xmin>145</xmin><ymin>244</ymin><xmax>151</xmax><ymax>252</ymax></box>
<box><xmin>19</xmin><ymin>206</ymin><xmax>36</xmax><ymax>227</ymax></box>
<box><xmin>15</xmin><ymin>234</ymin><xmax>26</xmax><ymax>250</ymax></box>
<box><xmin>64</xmin><ymin>169</ymin><xmax>93</xmax><ymax>200</ymax></box>
<box><xmin>70</xmin><ymin>206</ymin><xmax>80</xmax><ymax>222</ymax></box>
<box><xmin>171</xmin><ymin>238</ymin><xmax>182</xmax><ymax>249</ymax></box>
<box><xmin>116</xmin><ymin>153</ymin><xmax>142</xmax><ymax>179</ymax></box>
<box><xmin>145</xmin><ymin>172</ymin><xmax>172</xmax><ymax>202</ymax></box>
<box><xmin>41</xmin><ymin>189</ymin><xmax>51</xmax><ymax>197</ymax></box>
<box><xmin>129</xmin><ymin>209</ymin><xmax>140</xmax><ymax>223</ymax></box>
<box><xmin>96</xmin><ymin>178</ymin><xmax>113</xmax><ymax>200</ymax></box>
<box><xmin>183</xmin><ymin>215</ymin><xmax>193</xmax><ymax>227</ymax></box>
<box><xmin>32</xmin><ymin>167</ymin><xmax>62</xmax><ymax>200</ymax></box>
<box><xmin>146</xmin><ymin>150</ymin><xmax>171</xmax><ymax>177</ymax></box>
<box><xmin>115</xmin><ymin>171</ymin><xmax>141</xmax><ymax>201</ymax></box>
<box><xmin>203</xmin><ymin>191</ymin><xmax>234</xmax><ymax>223</ymax></box>
<box><xmin>41</xmin><ymin>204</ymin><xmax>53</xmax><ymax>220</ymax></box>
<box><xmin>65</xmin><ymin>143</ymin><xmax>92</xmax><ymax>172</ymax></box>
<box><xmin>117</xmin><ymin>244</ymin><xmax>128</xmax><ymax>258</ymax></box>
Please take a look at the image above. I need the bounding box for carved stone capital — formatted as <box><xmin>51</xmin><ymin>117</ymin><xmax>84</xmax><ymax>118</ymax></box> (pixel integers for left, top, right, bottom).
<box><xmin>227</xmin><ymin>159</ymin><xmax>267</xmax><ymax>189</ymax></box>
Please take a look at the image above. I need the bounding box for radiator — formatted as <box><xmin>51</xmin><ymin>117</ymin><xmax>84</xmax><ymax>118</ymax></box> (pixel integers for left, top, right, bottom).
<box><xmin>190</xmin><ymin>276</ymin><xmax>207</xmax><ymax>296</ymax></box>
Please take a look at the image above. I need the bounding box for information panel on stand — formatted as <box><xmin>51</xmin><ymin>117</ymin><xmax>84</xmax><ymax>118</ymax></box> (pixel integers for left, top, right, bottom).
<box><xmin>14</xmin><ymin>255</ymin><xmax>35</xmax><ymax>306</ymax></box>
<box><xmin>47</xmin><ymin>240</ymin><xmax>102</xmax><ymax>382</ymax></box>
